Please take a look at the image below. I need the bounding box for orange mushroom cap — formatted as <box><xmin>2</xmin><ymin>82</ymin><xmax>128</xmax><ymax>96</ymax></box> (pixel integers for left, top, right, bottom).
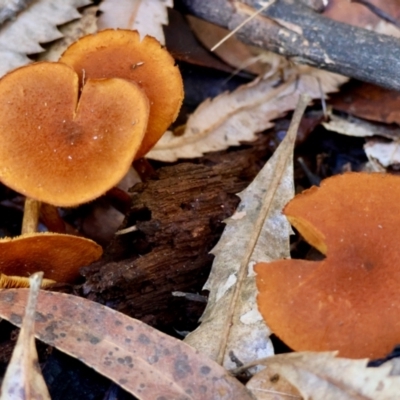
<box><xmin>60</xmin><ymin>29</ymin><xmax>184</xmax><ymax>158</ymax></box>
<box><xmin>255</xmin><ymin>172</ymin><xmax>400</xmax><ymax>359</ymax></box>
<box><xmin>0</xmin><ymin>62</ymin><xmax>149</xmax><ymax>207</ymax></box>
<box><xmin>0</xmin><ymin>232</ymin><xmax>102</xmax><ymax>283</ymax></box>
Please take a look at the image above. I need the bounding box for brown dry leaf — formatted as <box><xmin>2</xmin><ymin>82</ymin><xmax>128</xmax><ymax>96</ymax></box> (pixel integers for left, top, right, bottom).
<box><xmin>38</xmin><ymin>5</ymin><xmax>98</xmax><ymax>62</ymax></box>
<box><xmin>187</xmin><ymin>15</ymin><xmax>272</xmax><ymax>76</ymax></box>
<box><xmin>247</xmin><ymin>352</ymin><xmax>400</xmax><ymax>400</ymax></box>
<box><xmin>324</xmin><ymin>0</ymin><xmax>400</xmax><ymax>37</ymax></box>
<box><xmin>329</xmin><ymin>81</ymin><xmax>400</xmax><ymax>125</ymax></box>
<box><xmin>0</xmin><ymin>0</ymin><xmax>92</xmax><ymax>76</ymax></box>
<box><xmin>98</xmin><ymin>0</ymin><xmax>172</xmax><ymax>45</ymax></box>
<box><xmin>184</xmin><ymin>96</ymin><xmax>309</xmax><ymax>369</ymax></box>
<box><xmin>147</xmin><ymin>68</ymin><xmax>346</xmax><ymax>161</ymax></box>
<box><xmin>0</xmin><ymin>289</ymin><xmax>253</xmax><ymax>400</ymax></box>
<box><xmin>325</xmin><ymin>0</ymin><xmax>400</xmax><ymax>125</ymax></box>
<box><xmin>0</xmin><ymin>272</ymin><xmax>50</xmax><ymax>400</ymax></box>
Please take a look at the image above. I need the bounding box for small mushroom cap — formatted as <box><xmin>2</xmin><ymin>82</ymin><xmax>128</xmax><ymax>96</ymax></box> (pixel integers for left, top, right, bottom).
<box><xmin>0</xmin><ymin>62</ymin><xmax>149</xmax><ymax>206</ymax></box>
<box><xmin>60</xmin><ymin>29</ymin><xmax>184</xmax><ymax>158</ymax></box>
<box><xmin>255</xmin><ymin>172</ymin><xmax>400</xmax><ymax>359</ymax></box>
<box><xmin>0</xmin><ymin>232</ymin><xmax>102</xmax><ymax>283</ymax></box>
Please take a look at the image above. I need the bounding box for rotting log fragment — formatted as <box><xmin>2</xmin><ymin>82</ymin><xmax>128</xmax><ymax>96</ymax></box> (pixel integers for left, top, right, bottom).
<box><xmin>80</xmin><ymin>134</ymin><xmax>275</xmax><ymax>332</ymax></box>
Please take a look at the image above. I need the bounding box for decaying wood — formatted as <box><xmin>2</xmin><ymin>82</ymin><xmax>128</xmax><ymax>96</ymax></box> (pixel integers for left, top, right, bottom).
<box><xmin>80</xmin><ymin>134</ymin><xmax>276</xmax><ymax>331</ymax></box>
<box><xmin>178</xmin><ymin>0</ymin><xmax>400</xmax><ymax>91</ymax></box>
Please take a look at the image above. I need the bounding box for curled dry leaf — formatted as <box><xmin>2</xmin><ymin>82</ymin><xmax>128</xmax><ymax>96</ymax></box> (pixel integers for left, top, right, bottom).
<box><xmin>0</xmin><ymin>272</ymin><xmax>50</xmax><ymax>400</ymax></box>
<box><xmin>0</xmin><ymin>290</ymin><xmax>254</xmax><ymax>400</ymax></box>
<box><xmin>147</xmin><ymin>67</ymin><xmax>346</xmax><ymax>162</ymax></box>
<box><xmin>98</xmin><ymin>0</ymin><xmax>173</xmax><ymax>45</ymax></box>
<box><xmin>247</xmin><ymin>352</ymin><xmax>400</xmax><ymax>400</ymax></box>
<box><xmin>0</xmin><ymin>0</ymin><xmax>92</xmax><ymax>76</ymax></box>
<box><xmin>185</xmin><ymin>96</ymin><xmax>309</xmax><ymax>369</ymax></box>
<box><xmin>322</xmin><ymin>112</ymin><xmax>400</xmax><ymax>140</ymax></box>
<box><xmin>256</xmin><ymin>172</ymin><xmax>400</xmax><ymax>359</ymax></box>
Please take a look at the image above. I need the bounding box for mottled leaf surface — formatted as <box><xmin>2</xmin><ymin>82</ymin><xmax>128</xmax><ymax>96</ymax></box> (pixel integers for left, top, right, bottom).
<box><xmin>0</xmin><ymin>290</ymin><xmax>253</xmax><ymax>400</ymax></box>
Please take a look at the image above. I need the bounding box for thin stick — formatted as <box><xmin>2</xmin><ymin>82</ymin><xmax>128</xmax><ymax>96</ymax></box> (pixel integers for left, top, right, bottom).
<box><xmin>115</xmin><ymin>225</ymin><xmax>138</xmax><ymax>235</ymax></box>
<box><xmin>21</xmin><ymin>198</ymin><xmax>41</xmax><ymax>235</ymax></box>
<box><xmin>211</xmin><ymin>0</ymin><xmax>276</xmax><ymax>51</ymax></box>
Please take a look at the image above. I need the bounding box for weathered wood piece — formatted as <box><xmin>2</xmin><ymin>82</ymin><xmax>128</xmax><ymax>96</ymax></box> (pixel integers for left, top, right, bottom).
<box><xmin>81</xmin><ymin>137</ymin><xmax>274</xmax><ymax>331</ymax></box>
<box><xmin>178</xmin><ymin>0</ymin><xmax>400</xmax><ymax>91</ymax></box>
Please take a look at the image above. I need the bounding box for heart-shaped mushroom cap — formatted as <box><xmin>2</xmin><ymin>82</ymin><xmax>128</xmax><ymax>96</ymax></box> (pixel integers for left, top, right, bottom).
<box><xmin>0</xmin><ymin>232</ymin><xmax>102</xmax><ymax>283</ymax></box>
<box><xmin>0</xmin><ymin>62</ymin><xmax>149</xmax><ymax>206</ymax></box>
<box><xmin>256</xmin><ymin>172</ymin><xmax>400</xmax><ymax>359</ymax></box>
<box><xmin>60</xmin><ymin>29</ymin><xmax>184</xmax><ymax>158</ymax></box>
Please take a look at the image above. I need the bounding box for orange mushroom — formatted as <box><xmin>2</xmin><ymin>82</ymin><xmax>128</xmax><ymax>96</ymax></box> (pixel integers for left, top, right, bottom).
<box><xmin>60</xmin><ymin>29</ymin><xmax>184</xmax><ymax>158</ymax></box>
<box><xmin>0</xmin><ymin>61</ymin><xmax>149</xmax><ymax>207</ymax></box>
<box><xmin>0</xmin><ymin>198</ymin><xmax>103</xmax><ymax>286</ymax></box>
<box><xmin>0</xmin><ymin>232</ymin><xmax>102</xmax><ymax>283</ymax></box>
<box><xmin>255</xmin><ymin>172</ymin><xmax>400</xmax><ymax>359</ymax></box>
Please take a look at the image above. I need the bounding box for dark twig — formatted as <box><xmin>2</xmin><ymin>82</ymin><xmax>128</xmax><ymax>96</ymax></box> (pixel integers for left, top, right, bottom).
<box><xmin>178</xmin><ymin>0</ymin><xmax>400</xmax><ymax>91</ymax></box>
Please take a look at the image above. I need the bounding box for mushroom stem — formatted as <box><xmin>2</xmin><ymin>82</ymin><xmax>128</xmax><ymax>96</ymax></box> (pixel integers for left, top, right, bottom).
<box><xmin>40</xmin><ymin>203</ymin><xmax>66</xmax><ymax>234</ymax></box>
<box><xmin>21</xmin><ymin>198</ymin><xmax>41</xmax><ymax>235</ymax></box>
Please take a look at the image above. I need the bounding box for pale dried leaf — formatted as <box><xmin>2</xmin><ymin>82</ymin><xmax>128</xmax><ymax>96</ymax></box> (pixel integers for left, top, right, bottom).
<box><xmin>184</xmin><ymin>96</ymin><xmax>309</xmax><ymax>370</ymax></box>
<box><xmin>0</xmin><ymin>289</ymin><xmax>253</xmax><ymax>400</ymax></box>
<box><xmin>247</xmin><ymin>352</ymin><xmax>400</xmax><ymax>400</ymax></box>
<box><xmin>322</xmin><ymin>113</ymin><xmax>400</xmax><ymax>171</ymax></box>
<box><xmin>38</xmin><ymin>5</ymin><xmax>98</xmax><ymax>62</ymax></box>
<box><xmin>246</xmin><ymin>367</ymin><xmax>302</xmax><ymax>400</ymax></box>
<box><xmin>147</xmin><ymin>68</ymin><xmax>347</xmax><ymax>161</ymax></box>
<box><xmin>0</xmin><ymin>272</ymin><xmax>50</xmax><ymax>400</ymax></box>
<box><xmin>0</xmin><ymin>0</ymin><xmax>34</xmax><ymax>25</ymax></box>
<box><xmin>98</xmin><ymin>0</ymin><xmax>172</xmax><ymax>45</ymax></box>
<box><xmin>364</xmin><ymin>139</ymin><xmax>400</xmax><ymax>168</ymax></box>
<box><xmin>323</xmin><ymin>113</ymin><xmax>400</xmax><ymax>140</ymax></box>
<box><xmin>0</xmin><ymin>0</ymin><xmax>91</xmax><ymax>76</ymax></box>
